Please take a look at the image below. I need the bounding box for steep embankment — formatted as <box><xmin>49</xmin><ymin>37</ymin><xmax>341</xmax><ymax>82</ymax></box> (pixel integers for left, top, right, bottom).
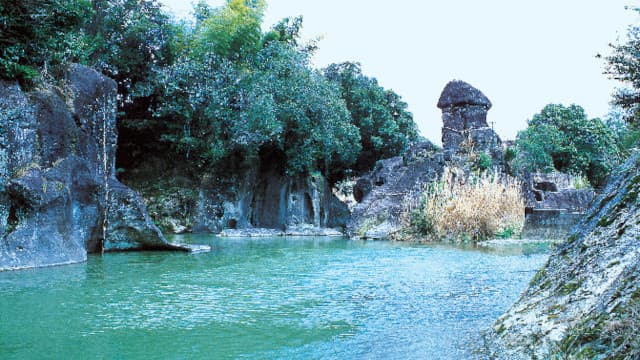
<box><xmin>488</xmin><ymin>153</ymin><xmax>640</xmax><ymax>358</ymax></box>
<box><xmin>0</xmin><ymin>65</ymin><xmax>195</xmax><ymax>271</ymax></box>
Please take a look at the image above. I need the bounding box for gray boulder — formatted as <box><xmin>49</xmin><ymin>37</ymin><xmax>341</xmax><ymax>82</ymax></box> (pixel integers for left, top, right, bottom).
<box><xmin>347</xmin><ymin>146</ymin><xmax>448</xmax><ymax>238</ymax></box>
<box><xmin>520</xmin><ymin>171</ymin><xmax>596</xmax><ymax>239</ymax></box>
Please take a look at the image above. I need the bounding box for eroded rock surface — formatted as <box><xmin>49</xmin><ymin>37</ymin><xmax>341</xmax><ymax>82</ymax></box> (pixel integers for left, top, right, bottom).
<box><xmin>438</xmin><ymin>80</ymin><xmax>501</xmax><ymax>154</ymax></box>
<box><xmin>0</xmin><ymin>65</ymin><xmax>195</xmax><ymax>271</ymax></box>
<box><xmin>487</xmin><ymin>153</ymin><xmax>640</xmax><ymax>358</ymax></box>
<box><xmin>128</xmin><ymin>152</ymin><xmax>349</xmax><ymax>236</ymax></box>
<box><xmin>521</xmin><ymin>172</ymin><xmax>596</xmax><ymax>239</ymax></box>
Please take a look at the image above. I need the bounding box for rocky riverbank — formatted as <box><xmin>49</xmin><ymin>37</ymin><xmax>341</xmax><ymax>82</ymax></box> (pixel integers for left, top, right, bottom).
<box><xmin>486</xmin><ymin>152</ymin><xmax>640</xmax><ymax>358</ymax></box>
<box><xmin>0</xmin><ymin>65</ymin><xmax>207</xmax><ymax>271</ymax></box>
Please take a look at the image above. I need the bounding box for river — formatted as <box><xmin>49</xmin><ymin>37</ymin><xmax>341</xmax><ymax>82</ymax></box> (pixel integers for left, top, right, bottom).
<box><xmin>0</xmin><ymin>236</ymin><xmax>549</xmax><ymax>359</ymax></box>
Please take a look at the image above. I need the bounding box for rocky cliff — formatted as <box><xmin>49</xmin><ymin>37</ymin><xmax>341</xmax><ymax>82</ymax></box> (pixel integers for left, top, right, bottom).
<box><xmin>0</xmin><ymin>65</ymin><xmax>195</xmax><ymax>271</ymax></box>
<box><xmin>487</xmin><ymin>153</ymin><xmax>640</xmax><ymax>358</ymax></box>
<box><xmin>123</xmin><ymin>151</ymin><xmax>349</xmax><ymax>236</ymax></box>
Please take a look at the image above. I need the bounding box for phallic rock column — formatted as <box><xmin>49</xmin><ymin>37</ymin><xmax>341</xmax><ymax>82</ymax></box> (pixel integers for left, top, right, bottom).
<box><xmin>437</xmin><ymin>80</ymin><xmax>500</xmax><ymax>153</ymax></box>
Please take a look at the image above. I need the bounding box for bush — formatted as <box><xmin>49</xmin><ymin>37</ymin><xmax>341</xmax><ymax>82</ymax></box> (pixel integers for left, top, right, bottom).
<box><xmin>475</xmin><ymin>152</ymin><xmax>493</xmax><ymax>171</ymax></box>
<box><xmin>399</xmin><ymin>168</ymin><xmax>525</xmax><ymax>242</ymax></box>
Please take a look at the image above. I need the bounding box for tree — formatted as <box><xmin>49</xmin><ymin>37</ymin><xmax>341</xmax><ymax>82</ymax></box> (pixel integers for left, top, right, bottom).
<box><xmin>0</xmin><ymin>0</ymin><xmax>91</xmax><ymax>84</ymax></box>
<box><xmin>192</xmin><ymin>0</ymin><xmax>266</xmax><ymax>61</ymax></box>
<box><xmin>605</xmin><ymin>107</ymin><xmax>640</xmax><ymax>157</ymax></box>
<box><xmin>89</xmin><ymin>0</ymin><xmax>176</xmax><ymax>107</ymax></box>
<box><xmin>154</xmin><ymin>40</ymin><xmax>360</xmax><ymax>179</ymax></box>
<box><xmin>603</xmin><ymin>7</ymin><xmax>640</xmax><ymax>126</ymax></box>
<box><xmin>513</xmin><ymin>104</ymin><xmax>620</xmax><ymax>188</ymax></box>
<box><xmin>324</xmin><ymin>62</ymin><xmax>418</xmax><ymax>172</ymax></box>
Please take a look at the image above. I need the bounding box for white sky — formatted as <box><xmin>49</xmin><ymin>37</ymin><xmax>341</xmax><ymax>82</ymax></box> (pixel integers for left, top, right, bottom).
<box><xmin>161</xmin><ymin>0</ymin><xmax>638</xmax><ymax>145</ymax></box>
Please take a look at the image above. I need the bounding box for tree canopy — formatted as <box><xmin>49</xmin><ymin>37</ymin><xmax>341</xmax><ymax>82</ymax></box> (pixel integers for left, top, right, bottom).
<box><xmin>604</xmin><ymin>7</ymin><xmax>640</xmax><ymax>127</ymax></box>
<box><xmin>0</xmin><ymin>0</ymin><xmax>418</xmax><ymax>184</ymax></box>
<box><xmin>0</xmin><ymin>0</ymin><xmax>91</xmax><ymax>84</ymax></box>
<box><xmin>324</xmin><ymin>62</ymin><xmax>418</xmax><ymax>171</ymax></box>
<box><xmin>512</xmin><ymin>104</ymin><xmax>620</xmax><ymax>188</ymax></box>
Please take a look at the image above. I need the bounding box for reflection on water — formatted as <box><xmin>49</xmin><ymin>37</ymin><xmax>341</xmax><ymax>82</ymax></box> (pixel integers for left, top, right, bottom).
<box><xmin>0</xmin><ymin>236</ymin><xmax>549</xmax><ymax>359</ymax></box>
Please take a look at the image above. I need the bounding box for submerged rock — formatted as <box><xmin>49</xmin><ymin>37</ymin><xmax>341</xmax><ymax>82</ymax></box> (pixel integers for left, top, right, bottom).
<box><xmin>218</xmin><ymin>225</ymin><xmax>343</xmax><ymax>238</ymax></box>
<box><xmin>284</xmin><ymin>225</ymin><xmax>343</xmax><ymax>237</ymax></box>
<box><xmin>487</xmin><ymin>153</ymin><xmax>640</xmax><ymax>358</ymax></box>
<box><xmin>0</xmin><ymin>65</ymin><xmax>202</xmax><ymax>271</ymax></box>
<box><xmin>219</xmin><ymin>228</ymin><xmax>284</xmax><ymax>237</ymax></box>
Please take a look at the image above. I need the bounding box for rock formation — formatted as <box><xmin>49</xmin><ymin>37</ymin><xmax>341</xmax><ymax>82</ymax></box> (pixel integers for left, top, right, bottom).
<box><xmin>192</xmin><ymin>165</ymin><xmax>350</xmax><ymax>234</ymax></box>
<box><xmin>437</xmin><ymin>80</ymin><xmax>501</xmax><ymax>155</ymax></box>
<box><xmin>128</xmin><ymin>152</ymin><xmax>350</xmax><ymax>236</ymax></box>
<box><xmin>487</xmin><ymin>153</ymin><xmax>640</xmax><ymax>358</ymax></box>
<box><xmin>521</xmin><ymin>172</ymin><xmax>596</xmax><ymax>239</ymax></box>
<box><xmin>347</xmin><ymin>142</ymin><xmax>445</xmax><ymax>238</ymax></box>
<box><xmin>347</xmin><ymin>80</ymin><xmax>501</xmax><ymax>239</ymax></box>
<box><xmin>0</xmin><ymin>64</ymin><xmax>200</xmax><ymax>271</ymax></box>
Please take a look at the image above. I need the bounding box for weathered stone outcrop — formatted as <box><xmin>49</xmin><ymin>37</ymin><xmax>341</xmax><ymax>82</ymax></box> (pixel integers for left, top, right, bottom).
<box><xmin>348</xmin><ymin>80</ymin><xmax>503</xmax><ymax>239</ymax></box>
<box><xmin>0</xmin><ymin>65</ymin><xmax>196</xmax><ymax>271</ymax></box>
<box><xmin>438</xmin><ymin>80</ymin><xmax>501</xmax><ymax>155</ymax></box>
<box><xmin>131</xmin><ymin>154</ymin><xmax>349</xmax><ymax>236</ymax></box>
<box><xmin>347</xmin><ymin>143</ymin><xmax>446</xmax><ymax>238</ymax></box>
<box><xmin>487</xmin><ymin>153</ymin><xmax>640</xmax><ymax>358</ymax></box>
<box><xmin>193</xmin><ymin>165</ymin><xmax>349</xmax><ymax>235</ymax></box>
<box><xmin>521</xmin><ymin>172</ymin><xmax>596</xmax><ymax>239</ymax></box>
<box><xmin>524</xmin><ymin>172</ymin><xmax>595</xmax><ymax>212</ymax></box>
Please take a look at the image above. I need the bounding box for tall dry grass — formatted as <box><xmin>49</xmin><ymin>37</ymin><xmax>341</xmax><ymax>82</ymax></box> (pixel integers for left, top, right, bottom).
<box><xmin>398</xmin><ymin>167</ymin><xmax>525</xmax><ymax>242</ymax></box>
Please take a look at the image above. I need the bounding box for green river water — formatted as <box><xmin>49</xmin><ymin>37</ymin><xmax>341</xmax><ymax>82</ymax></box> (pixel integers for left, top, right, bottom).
<box><xmin>0</xmin><ymin>236</ymin><xmax>550</xmax><ymax>359</ymax></box>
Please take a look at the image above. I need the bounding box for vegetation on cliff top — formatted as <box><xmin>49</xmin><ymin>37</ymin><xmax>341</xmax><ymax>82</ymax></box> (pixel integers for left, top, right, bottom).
<box><xmin>0</xmin><ymin>0</ymin><xmax>419</xmax><ymax>184</ymax></box>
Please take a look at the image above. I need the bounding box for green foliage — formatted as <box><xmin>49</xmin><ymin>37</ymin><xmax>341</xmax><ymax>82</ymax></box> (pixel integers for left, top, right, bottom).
<box><xmin>324</xmin><ymin>62</ymin><xmax>419</xmax><ymax>172</ymax></box>
<box><xmin>606</xmin><ymin>107</ymin><xmax>640</xmax><ymax>158</ymax></box>
<box><xmin>89</xmin><ymin>0</ymin><xmax>176</xmax><ymax>107</ymax></box>
<box><xmin>603</xmin><ymin>7</ymin><xmax>640</xmax><ymax>127</ymax></box>
<box><xmin>475</xmin><ymin>152</ymin><xmax>492</xmax><ymax>171</ymax></box>
<box><xmin>571</xmin><ymin>175</ymin><xmax>591</xmax><ymax>190</ymax></box>
<box><xmin>155</xmin><ymin>40</ymin><xmax>360</xmax><ymax>177</ymax></box>
<box><xmin>0</xmin><ymin>0</ymin><xmax>92</xmax><ymax>85</ymax></box>
<box><xmin>262</xmin><ymin>16</ymin><xmax>303</xmax><ymax>47</ymax></box>
<box><xmin>504</xmin><ymin>146</ymin><xmax>517</xmax><ymax>163</ymax></box>
<box><xmin>0</xmin><ymin>0</ymin><xmax>415</xmax><ymax>185</ymax></box>
<box><xmin>512</xmin><ymin>104</ymin><xmax>621</xmax><ymax>188</ymax></box>
<box><xmin>192</xmin><ymin>0</ymin><xmax>266</xmax><ymax>61</ymax></box>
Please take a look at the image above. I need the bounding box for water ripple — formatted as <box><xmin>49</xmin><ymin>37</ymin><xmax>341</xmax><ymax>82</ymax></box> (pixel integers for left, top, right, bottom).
<box><xmin>0</xmin><ymin>237</ymin><xmax>549</xmax><ymax>359</ymax></box>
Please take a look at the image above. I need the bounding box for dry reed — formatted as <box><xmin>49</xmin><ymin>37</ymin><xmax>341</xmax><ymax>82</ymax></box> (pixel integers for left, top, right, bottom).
<box><xmin>398</xmin><ymin>167</ymin><xmax>525</xmax><ymax>242</ymax></box>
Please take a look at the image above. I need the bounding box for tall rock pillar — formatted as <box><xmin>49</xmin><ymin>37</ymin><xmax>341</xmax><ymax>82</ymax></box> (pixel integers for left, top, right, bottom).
<box><xmin>437</xmin><ymin>80</ymin><xmax>501</xmax><ymax>154</ymax></box>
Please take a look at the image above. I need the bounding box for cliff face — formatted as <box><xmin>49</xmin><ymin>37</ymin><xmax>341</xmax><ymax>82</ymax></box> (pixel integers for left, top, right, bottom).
<box><xmin>488</xmin><ymin>153</ymin><xmax>640</xmax><ymax>358</ymax></box>
<box><xmin>128</xmin><ymin>155</ymin><xmax>350</xmax><ymax>235</ymax></box>
<box><xmin>0</xmin><ymin>65</ymin><xmax>189</xmax><ymax>271</ymax></box>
